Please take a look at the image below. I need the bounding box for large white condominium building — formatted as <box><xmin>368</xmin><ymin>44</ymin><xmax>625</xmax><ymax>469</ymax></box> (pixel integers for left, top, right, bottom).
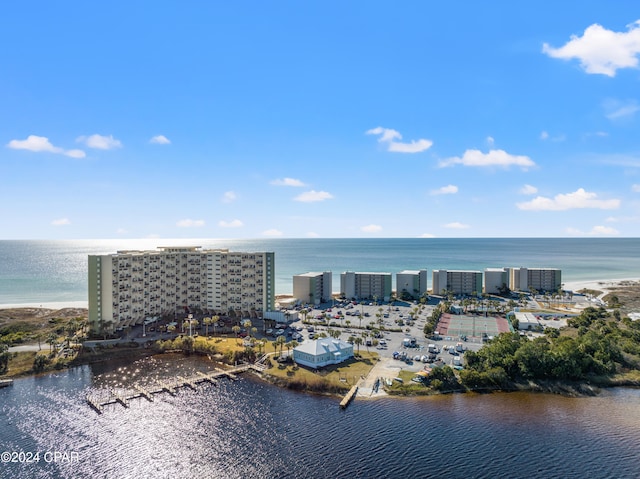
<box><xmin>88</xmin><ymin>247</ymin><xmax>275</xmax><ymax>336</ymax></box>
<box><xmin>432</xmin><ymin>269</ymin><xmax>483</xmax><ymax>296</ymax></box>
<box><xmin>396</xmin><ymin>270</ymin><xmax>428</xmax><ymax>300</ymax></box>
<box><xmin>340</xmin><ymin>271</ymin><xmax>392</xmax><ymax>302</ymax></box>
<box><xmin>508</xmin><ymin>267</ymin><xmax>562</xmax><ymax>293</ymax></box>
<box><xmin>484</xmin><ymin>268</ymin><xmax>509</xmax><ymax>295</ymax></box>
<box><xmin>293</xmin><ymin>272</ymin><xmax>333</xmax><ymax>305</ymax></box>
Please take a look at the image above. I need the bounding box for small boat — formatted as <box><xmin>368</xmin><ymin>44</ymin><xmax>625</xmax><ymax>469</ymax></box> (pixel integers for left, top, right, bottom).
<box><xmin>0</xmin><ymin>379</ymin><xmax>14</xmax><ymax>388</ymax></box>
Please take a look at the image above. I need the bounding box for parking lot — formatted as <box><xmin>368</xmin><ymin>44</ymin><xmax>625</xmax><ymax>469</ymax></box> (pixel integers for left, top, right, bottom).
<box><xmin>283</xmin><ymin>299</ymin><xmax>485</xmax><ymax>372</ymax></box>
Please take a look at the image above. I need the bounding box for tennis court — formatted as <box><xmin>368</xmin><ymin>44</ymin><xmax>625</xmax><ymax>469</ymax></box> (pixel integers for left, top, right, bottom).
<box><xmin>436</xmin><ymin>313</ymin><xmax>512</xmax><ymax>339</ymax></box>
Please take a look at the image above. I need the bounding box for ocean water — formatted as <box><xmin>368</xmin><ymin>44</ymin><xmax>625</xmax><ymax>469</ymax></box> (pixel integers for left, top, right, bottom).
<box><xmin>0</xmin><ymin>238</ymin><xmax>639</xmax><ymax>304</ymax></box>
<box><xmin>2</xmin><ymin>355</ymin><xmax>640</xmax><ymax>479</ymax></box>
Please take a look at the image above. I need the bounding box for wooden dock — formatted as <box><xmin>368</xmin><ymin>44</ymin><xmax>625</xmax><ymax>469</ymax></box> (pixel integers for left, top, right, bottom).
<box><xmin>340</xmin><ymin>385</ymin><xmax>358</xmax><ymax>409</ymax></box>
<box><xmin>85</xmin><ymin>364</ymin><xmax>254</xmax><ymax>413</ymax></box>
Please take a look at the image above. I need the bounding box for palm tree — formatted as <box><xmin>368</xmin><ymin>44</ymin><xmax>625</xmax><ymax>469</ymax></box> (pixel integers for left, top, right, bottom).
<box><xmin>203</xmin><ymin>317</ymin><xmax>212</xmax><ymax>337</ymax></box>
<box><xmin>47</xmin><ymin>333</ymin><xmax>57</xmax><ymax>354</ymax></box>
<box><xmin>231</xmin><ymin>325</ymin><xmax>241</xmax><ymax>343</ymax></box>
<box><xmin>190</xmin><ymin>319</ymin><xmax>199</xmax><ymax>336</ymax></box>
<box><xmin>275</xmin><ymin>335</ymin><xmax>286</xmax><ymax>357</ymax></box>
<box><xmin>167</xmin><ymin>324</ymin><xmax>177</xmax><ymax>336</ymax></box>
<box><xmin>354</xmin><ymin>337</ymin><xmax>363</xmax><ymax>354</ymax></box>
<box><xmin>244</xmin><ymin>320</ymin><xmax>253</xmax><ymax>338</ymax></box>
<box><xmin>212</xmin><ymin>315</ymin><xmax>220</xmax><ymax>336</ymax></box>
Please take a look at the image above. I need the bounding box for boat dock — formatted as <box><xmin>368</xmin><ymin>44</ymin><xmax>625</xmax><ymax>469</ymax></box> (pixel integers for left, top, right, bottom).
<box><xmin>340</xmin><ymin>385</ymin><xmax>358</xmax><ymax>409</ymax></box>
<box><xmin>85</xmin><ymin>364</ymin><xmax>254</xmax><ymax>413</ymax></box>
<box><xmin>0</xmin><ymin>379</ymin><xmax>13</xmax><ymax>388</ymax></box>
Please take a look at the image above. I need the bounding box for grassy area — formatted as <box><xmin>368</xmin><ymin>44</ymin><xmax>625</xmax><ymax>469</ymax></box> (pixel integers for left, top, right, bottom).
<box><xmin>3</xmin><ymin>351</ymin><xmax>37</xmax><ymax>377</ymax></box>
<box><xmin>264</xmin><ymin>351</ymin><xmax>379</xmax><ymax>393</ymax></box>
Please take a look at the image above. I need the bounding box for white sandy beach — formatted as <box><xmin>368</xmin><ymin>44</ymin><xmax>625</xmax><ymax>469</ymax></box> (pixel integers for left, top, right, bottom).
<box><xmin>0</xmin><ymin>301</ymin><xmax>88</xmax><ymax>310</ymax></box>
<box><xmin>563</xmin><ymin>278</ymin><xmax>640</xmax><ymax>296</ymax></box>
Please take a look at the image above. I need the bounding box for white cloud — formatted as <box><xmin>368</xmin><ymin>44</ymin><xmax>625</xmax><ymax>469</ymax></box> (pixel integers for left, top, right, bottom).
<box><xmin>566</xmin><ymin>225</ymin><xmax>620</xmax><ymax>236</ymax></box>
<box><xmin>604</xmin><ymin>99</ymin><xmax>640</xmax><ymax>120</ymax></box>
<box><xmin>542</xmin><ymin>20</ymin><xmax>640</xmax><ymax>76</ymax></box>
<box><xmin>632</xmin><ymin>184</ymin><xmax>640</xmax><ymax>193</ymax></box>
<box><xmin>606</xmin><ymin>215</ymin><xmax>640</xmax><ymax>223</ymax></box>
<box><xmin>444</xmin><ymin>222</ymin><xmax>470</xmax><ymax>229</ymax></box>
<box><xmin>591</xmin><ymin>225</ymin><xmax>619</xmax><ymax>235</ymax></box>
<box><xmin>431</xmin><ymin>185</ymin><xmax>458</xmax><ymax>195</ymax></box>
<box><xmin>439</xmin><ymin>149</ymin><xmax>535</xmax><ymax>169</ymax></box>
<box><xmin>77</xmin><ymin>134</ymin><xmax>122</xmax><ymax>150</ymax></box>
<box><xmin>387</xmin><ymin>139</ymin><xmax>434</xmax><ymax>153</ymax></box>
<box><xmin>116</xmin><ymin>228</ymin><xmax>128</xmax><ymax>234</ymax></box>
<box><xmin>306</xmin><ymin>232</ymin><xmax>320</xmax><ymax>238</ymax></box>
<box><xmin>271</xmin><ymin>177</ymin><xmax>306</xmax><ymax>187</ymax></box>
<box><xmin>365</xmin><ymin>126</ymin><xmax>401</xmax><ymax>142</ymax></box>
<box><xmin>7</xmin><ymin>135</ymin><xmax>86</xmax><ymax>158</ymax></box>
<box><xmin>150</xmin><ymin>135</ymin><xmax>171</xmax><ymax>144</ymax></box>
<box><xmin>176</xmin><ymin>219</ymin><xmax>205</xmax><ymax>227</ymax></box>
<box><xmin>361</xmin><ymin>224</ymin><xmax>382</xmax><ymax>233</ymax></box>
<box><xmin>520</xmin><ymin>184</ymin><xmax>538</xmax><ymax>195</ymax></box>
<box><xmin>540</xmin><ymin>131</ymin><xmax>566</xmax><ymax>142</ymax></box>
<box><xmin>419</xmin><ymin>233</ymin><xmax>437</xmax><ymax>238</ymax></box>
<box><xmin>65</xmin><ymin>149</ymin><xmax>86</xmax><ymax>158</ymax></box>
<box><xmin>517</xmin><ymin>188</ymin><xmax>620</xmax><ymax>211</ymax></box>
<box><xmin>222</xmin><ymin>191</ymin><xmax>237</xmax><ymax>203</ymax></box>
<box><xmin>262</xmin><ymin>229</ymin><xmax>283</xmax><ymax>237</ymax></box>
<box><xmin>294</xmin><ymin>190</ymin><xmax>334</xmax><ymax>202</ymax></box>
<box><xmin>486</xmin><ymin>136</ymin><xmax>495</xmax><ymax>146</ymax></box>
<box><xmin>51</xmin><ymin>218</ymin><xmax>70</xmax><ymax>226</ymax></box>
<box><xmin>219</xmin><ymin>219</ymin><xmax>243</xmax><ymax>228</ymax></box>
<box><xmin>366</xmin><ymin>126</ymin><xmax>433</xmax><ymax>153</ymax></box>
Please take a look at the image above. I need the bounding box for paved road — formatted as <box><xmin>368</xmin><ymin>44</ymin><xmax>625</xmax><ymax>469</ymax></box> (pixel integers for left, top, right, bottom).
<box><xmin>8</xmin><ymin>344</ymin><xmax>46</xmax><ymax>353</ymax></box>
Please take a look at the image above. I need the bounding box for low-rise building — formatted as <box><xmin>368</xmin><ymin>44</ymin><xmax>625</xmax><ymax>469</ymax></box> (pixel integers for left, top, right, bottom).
<box><xmin>340</xmin><ymin>271</ymin><xmax>392</xmax><ymax>302</ymax></box>
<box><xmin>432</xmin><ymin>269</ymin><xmax>483</xmax><ymax>296</ymax></box>
<box><xmin>484</xmin><ymin>268</ymin><xmax>508</xmax><ymax>295</ymax></box>
<box><xmin>508</xmin><ymin>267</ymin><xmax>562</xmax><ymax>293</ymax></box>
<box><xmin>292</xmin><ymin>338</ymin><xmax>354</xmax><ymax>369</ymax></box>
<box><xmin>396</xmin><ymin>269</ymin><xmax>428</xmax><ymax>300</ymax></box>
<box><xmin>292</xmin><ymin>271</ymin><xmax>332</xmax><ymax>305</ymax></box>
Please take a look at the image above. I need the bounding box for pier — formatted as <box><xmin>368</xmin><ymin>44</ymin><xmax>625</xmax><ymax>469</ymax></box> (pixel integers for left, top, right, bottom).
<box><xmin>85</xmin><ymin>364</ymin><xmax>254</xmax><ymax>413</ymax></box>
<box><xmin>340</xmin><ymin>385</ymin><xmax>358</xmax><ymax>409</ymax></box>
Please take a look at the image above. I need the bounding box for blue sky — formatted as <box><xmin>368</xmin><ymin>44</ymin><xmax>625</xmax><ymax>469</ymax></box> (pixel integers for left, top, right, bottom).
<box><xmin>2</xmin><ymin>1</ymin><xmax>640</xmax><ymax>239</ymax></box>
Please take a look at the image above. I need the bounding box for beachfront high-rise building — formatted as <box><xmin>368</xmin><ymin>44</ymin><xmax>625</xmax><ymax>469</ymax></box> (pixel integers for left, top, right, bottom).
<box><xmin>484</xmin><ymin>268</ymin><xmax>509</xmax><ymax>295</ymax></box>
<box><xmin>292</xmin><ymin>272</ymin><xmax>333</xmax><ymax>305</ymax></box>
<box><xmin>432</xmin><ymin>269</ymin><xmax>483</xmax><ymax>296</ymax></box>
<box><xmin>508</xmin><ymin>267</ymin><xmax>562</xmax><ymax>293</ymax></box>
<box><xmin>340</xmin><ymin>271</ymin><xmax>392</xmax><ymax>302</ymax></box>
<box><xmin>88</xmin><ymin>247</ymin><xmax>275</xmax><ymax>337</ymax></box>
<box><xmin>396</xmin><ymin>270</ymin><xmax>428</xmax><ymax>300</ymax></box>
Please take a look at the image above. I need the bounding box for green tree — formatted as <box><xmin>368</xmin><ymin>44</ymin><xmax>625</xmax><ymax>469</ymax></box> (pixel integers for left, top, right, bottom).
<box><xmin>0</xmin><ymin>342</ymin><xmax>9</xmax><ymax>373</ymax></box>
<box><xmin>33</xmin><ymin>354</ymin><xmax>49</xmax><ymax>372</ymax></box>
<box><xmin>275</xmin><ymin>335</ymin><xmax>286</xmax><ymax>357</ymax></box>
<box><xmin>47</xmin><ymin>333</ymin><xmax>58</xmax><ymax>354</ymax></box>
<box><xmin>354</xmin><ymin>337</ymin><xmax>363</xmax><ymax>354</ymax></box>
<box><xmin>203</xmin><ymin>317</ymin><xmax>212</xmax><ymax>337</ymax></box>
<box><xmin>212</xmin><ymin>315</ymin><xmax>220</xmax><ymax>335</ymax></box>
